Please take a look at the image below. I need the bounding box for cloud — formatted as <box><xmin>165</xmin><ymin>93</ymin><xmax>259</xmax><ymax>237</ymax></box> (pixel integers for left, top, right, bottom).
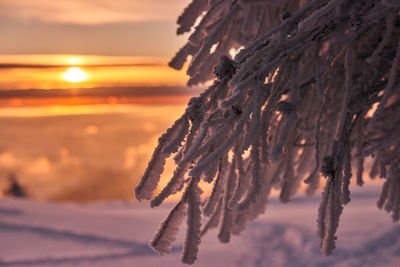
<box><xmin>0</xmin><ymin>0</ymin><xmax>187</xmax><ymax>24</ymax></box>
<box><xmin>0</xmin><ymin>152</ymin><xmax>18</xmax><ymax>168</ymax></box>
<box><xmin>25</xmin><ymin>157</ymin><xmax>52</xmax><ymax>175</ymax></box>
<box><xmin>0</xmin><ymin>63</ymin><xmax>165</xmax><ymax>69</ymax></box>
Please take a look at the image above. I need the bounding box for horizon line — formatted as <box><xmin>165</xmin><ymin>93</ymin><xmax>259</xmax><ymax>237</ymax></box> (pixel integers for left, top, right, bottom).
<box><xmin>0</xmin><ymin>85</ymin><xmax>204</xmax><ymax>99</ymax></box>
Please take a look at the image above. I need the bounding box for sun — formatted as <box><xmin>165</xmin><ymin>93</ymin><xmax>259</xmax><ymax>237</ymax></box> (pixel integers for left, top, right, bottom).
<box><xmin>63</xmin><ymin>67</ymin><xmax>88</xmax><ymax>83</ymax></box>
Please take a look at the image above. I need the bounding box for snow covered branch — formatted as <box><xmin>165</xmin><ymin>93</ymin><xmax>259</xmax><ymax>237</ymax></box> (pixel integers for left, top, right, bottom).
<box><xmin>136</xmin><ymin>0</ymin><xmax>400</xmax><ymax>263</ymax></box>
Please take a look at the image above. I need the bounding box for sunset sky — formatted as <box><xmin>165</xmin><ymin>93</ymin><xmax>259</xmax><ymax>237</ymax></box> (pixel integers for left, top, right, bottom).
<box><xmin>0</xmin><ymin>0</ymin><xmax>199</xmax><ymax>201</ymax></box>
<box><xmin>0</xmin><ymin>0</ymin><xmax>187</xmax><ymax>56</ymax></box>
<box><xmin>0</xmin><ymin>0</ymin><xmax>193</xmax><ymax>96</ymax></box>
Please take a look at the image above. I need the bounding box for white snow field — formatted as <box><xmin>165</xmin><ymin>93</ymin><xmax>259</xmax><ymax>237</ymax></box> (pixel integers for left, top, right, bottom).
<box><xmin>1</xmin><ymin>185</ymin><xmax>399</xmax><ymax>267</ymax></box>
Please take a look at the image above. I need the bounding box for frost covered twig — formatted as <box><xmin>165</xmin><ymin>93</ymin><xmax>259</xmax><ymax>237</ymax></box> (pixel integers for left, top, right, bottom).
<box><xmin>135</xmin><ymin>0</ymin><xmax>400</xmax><ymax>264</ymax></box>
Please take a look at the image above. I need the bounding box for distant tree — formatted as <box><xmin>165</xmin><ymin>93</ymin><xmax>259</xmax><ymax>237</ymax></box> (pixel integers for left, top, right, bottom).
<box><xmin>135</xmin><ymin>0</ymin><xmax>400</xmax><ymax>264</ymax></box>
<box><xmin>5</xmin><ymin>173</ymin><xmax>27</xmax><ymax>198</ymax></box>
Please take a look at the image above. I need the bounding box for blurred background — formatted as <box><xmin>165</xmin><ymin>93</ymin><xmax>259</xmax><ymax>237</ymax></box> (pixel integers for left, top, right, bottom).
<box><xmin>0</xmin><ymin>0</ymin><xmax>202</xmax><ymax>202</ymax></box>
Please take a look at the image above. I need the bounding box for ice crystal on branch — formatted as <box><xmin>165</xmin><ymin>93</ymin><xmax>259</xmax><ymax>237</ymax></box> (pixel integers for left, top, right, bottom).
<box><xmin>135</xmin><ymin>0</ymin><xmax>400</xmax><ymax>264</ymax></box>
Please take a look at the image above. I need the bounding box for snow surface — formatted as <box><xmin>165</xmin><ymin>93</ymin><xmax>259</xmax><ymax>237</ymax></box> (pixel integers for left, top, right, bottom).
<box><xmin>1</xmin><ymin>186</ymin><xmax>399</xmax><ymax>267</ymax></box>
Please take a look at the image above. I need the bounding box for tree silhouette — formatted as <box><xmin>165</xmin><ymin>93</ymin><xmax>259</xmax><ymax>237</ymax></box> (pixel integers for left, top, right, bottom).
<box><xmin>5</xmin><ymin>173</ymin><xmax>27</xmax><ymax>198</ymax></box>
<box><xmin>135</xmin><ymin>0</ymin><xmax>400</xmax><ymax>264</ymax></box>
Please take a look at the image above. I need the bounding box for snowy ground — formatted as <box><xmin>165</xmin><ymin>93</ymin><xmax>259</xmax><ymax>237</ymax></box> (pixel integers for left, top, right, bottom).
<box><xmin>1</xmin><ymin>186</ymin><xmax>399</xmax><ymax>267</ymax></box>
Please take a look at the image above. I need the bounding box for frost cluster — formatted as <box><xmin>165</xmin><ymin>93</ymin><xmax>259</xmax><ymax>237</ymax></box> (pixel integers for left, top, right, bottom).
<box><xmin>135</xmin><ymin>0</ymin><xmax>400</xmax><ymax>264</ymax></box>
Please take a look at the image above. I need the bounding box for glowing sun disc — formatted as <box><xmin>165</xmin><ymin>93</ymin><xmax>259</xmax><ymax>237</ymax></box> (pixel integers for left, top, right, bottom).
<box><xmin>63</xmin><ymin>67</ymin><xmax>88</xmax><ymax>83</ymax></box>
